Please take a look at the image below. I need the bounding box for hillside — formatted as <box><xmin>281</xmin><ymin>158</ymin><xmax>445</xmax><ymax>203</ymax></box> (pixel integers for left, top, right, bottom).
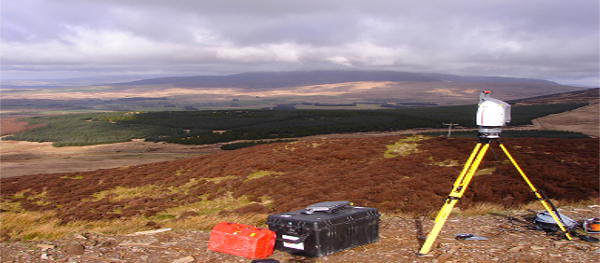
<box><xmin>113</xmin><ymin>70</ymin><xmax>559</xmax><ymax>88</ymax></box>
<box><xmin>1</xmin><ymin>71</ymin><xmax>586</xmax><ymax>114</ymax></box>
<box><xmin>2</xmin><ymin>135</ymin><xmax>598</xmax><ymax>262</ymax></box>
<box><xmin>2</xmin><ymin>135</ymin><xmax>597</xmax><ymax>224</ymax></box>
<box><xmin>113</xmin><ymin>70</ymin><xmax>442</xmax><ymax>88</ymax></box>
<box><xmin>511</xmin><ymin>88</ymin><xmax>599</xmax><ymax>105</ymax></box>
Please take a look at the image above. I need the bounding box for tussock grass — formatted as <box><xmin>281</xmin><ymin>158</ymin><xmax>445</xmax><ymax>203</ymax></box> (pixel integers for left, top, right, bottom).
<box><xmin>1</xmin><ymin>192</ymin><xmax>272</xmax><ymax>241</ymax></box>
<box><xmin>384</xmin><ymin>135</ymin><xmax>428</xmax><ymax>158</ymax></box>
<box><xmin>473</xmin><ymin>167</ymin><xmax>496</xmax><ymax>176</ymax></box>
<box><xmin>205</xmin><ymin>175</ymin><xmax>237</xmax><ymax>183</ymax></box>
<box><xmin>2</xmin><ymin>211</ymin><xmax>87</xmax><ymax>241</ymax></box>
<box><xmin>90</xmin><ymin>178</ymin><xmax>204</xmax><ymax>202</ymax></box>
<box><xmin>91</xmin><ymin>185</ymin><xmax>164</xmax><ymax>202</ymax></box>
<box><xmin>429</xmin><ymin>157</ymin><xmax>460</xmax><ymax>167</ymax></box>
<box><xmin>245</xmin><ymin>171</ymin><xmax>280</xmax><ymax>182</ymax></box>
<box><xmin>151</xmin><ymin>192</ymin><xmax>255</xmax><ymax>218</ymax></box>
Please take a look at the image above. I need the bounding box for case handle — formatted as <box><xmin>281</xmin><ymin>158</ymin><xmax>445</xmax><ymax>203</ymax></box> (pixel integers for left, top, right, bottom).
<box><xmin>225</xmin><ymin>222</ymin><xmax>263</xmax><ymax>231</ymax></box>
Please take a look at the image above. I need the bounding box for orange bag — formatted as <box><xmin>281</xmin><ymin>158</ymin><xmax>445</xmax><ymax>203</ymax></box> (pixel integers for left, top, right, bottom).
<box><xmin>208</xmin><ymin>222</ymin><xmax>276</xmax><ymax>259</ymax></box>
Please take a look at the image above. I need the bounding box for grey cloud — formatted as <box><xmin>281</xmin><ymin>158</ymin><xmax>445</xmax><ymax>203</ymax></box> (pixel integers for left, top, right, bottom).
<box><xmin>1</xmin><ymin>0</ymin><xmax>598</xmax><ymax>86</ymax></box>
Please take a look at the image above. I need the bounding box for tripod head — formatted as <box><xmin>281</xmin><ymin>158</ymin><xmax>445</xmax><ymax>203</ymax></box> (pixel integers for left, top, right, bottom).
<box><xmin>476</xmin><ymin>91</ymin><xmax>511</xmax><ymax>139</ymax></box>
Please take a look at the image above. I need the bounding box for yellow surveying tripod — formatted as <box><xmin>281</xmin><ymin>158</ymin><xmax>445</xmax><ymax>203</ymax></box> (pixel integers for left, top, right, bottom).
<box><xmin>418</xmin><ymin>92</ymin><xmax>573</xmax><ymax>255</ymax></box>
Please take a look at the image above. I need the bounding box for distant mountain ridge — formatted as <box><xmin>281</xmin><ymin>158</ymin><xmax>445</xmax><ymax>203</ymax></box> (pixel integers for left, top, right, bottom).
<box><xmin>419</xmin><ymin>73</ymin><xmax>559</xmax><ymax>85</ymax></box>
<box><xmin>3</xmin><ymin>70</ymin><xmax>586</xmax><ymax>113</ymax></box>
<box><xmin>510</xmin><ymin>88</ymin><xmax>599</xmax><ymax>105</ymax></box>
<box><xmin>114</xmin><ymin>70</ymin><xmax>559</xmax><ymax>89</ymax></box>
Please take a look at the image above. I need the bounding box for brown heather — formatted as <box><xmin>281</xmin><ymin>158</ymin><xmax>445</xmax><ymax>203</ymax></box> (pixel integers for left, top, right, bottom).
<box><xmin>1</xmin><ymin>136</ymin><xmax>598</xmax><ymax>241</ymax></box>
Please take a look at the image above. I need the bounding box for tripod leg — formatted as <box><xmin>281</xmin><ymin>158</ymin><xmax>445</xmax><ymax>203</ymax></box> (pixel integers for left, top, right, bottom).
<box><xmin>418</xmin><ymin>143</ymin><xmax>490</xmax><ymax>255</ymax></box>
<box><xmin>498</xmin><ymin>143</ymin><xmax>573</xmax><ymax>240</ymax></box>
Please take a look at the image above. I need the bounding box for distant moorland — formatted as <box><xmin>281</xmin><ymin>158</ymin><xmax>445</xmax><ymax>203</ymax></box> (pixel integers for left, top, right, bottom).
<box><xmin>1</xmin><ymin>70</ymin><xmax>591</xmax><ymax>116</ymax></box>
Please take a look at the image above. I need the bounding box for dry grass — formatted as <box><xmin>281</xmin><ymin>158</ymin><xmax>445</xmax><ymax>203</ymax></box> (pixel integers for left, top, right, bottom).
<box><xmin>384</xmin><ymin>135</ymin><xmax>427</xmax><ymax>158</ymax></box>
<box><xmin>1</xmin><ymin>211</ymin><xmax>107</xmax><ymax>240</ymax></box>
<box><xmin>0</xmin><ymin>191</ymin><xmax>272</xmax><ymax>241</ymax></box>
<box><xmin>4</xmin><ymin>196</ymin><xmax>596</xmax><ymax>242</ymax></box>
<box><xmin>90</xmin><ymin>178</ymin><xmax>205</xmax><ymax>202</ymax></box>
<box><xmin>91</xmin><ymin>185</ymin><xmax>164</xmax><ymax>202</ymax></box>
<box><xmin>245</xmin><ymin>171</ymin><xmax>280</xmax><ymax>182</ymax></box>
<box><xmin>429</xmin><ymin>157</ymin><xmax>460</xmax><ymax>167</ymax></box>
<box><xmin>205</xmin><ymin>175</ymin><xmax>237</xmax><ymax>184</ymax></box>
<box><xmin>0</xmin><ymin>210</ymin><xmax>270</xmax><ymax>241</ymax></box>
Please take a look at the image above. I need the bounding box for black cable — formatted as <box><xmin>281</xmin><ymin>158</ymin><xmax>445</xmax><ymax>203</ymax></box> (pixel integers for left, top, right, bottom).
<box><xmin>490</xmin><ymin>143</ymin><xmax>515</xmax><ymax>226</ymax></box>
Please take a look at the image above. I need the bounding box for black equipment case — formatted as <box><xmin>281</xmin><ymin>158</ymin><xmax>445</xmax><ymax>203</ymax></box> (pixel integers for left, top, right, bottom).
<box><xmin>266</xmin><ymin>201</ymin><xmax>380</xmax><ymax>257</ymax></box>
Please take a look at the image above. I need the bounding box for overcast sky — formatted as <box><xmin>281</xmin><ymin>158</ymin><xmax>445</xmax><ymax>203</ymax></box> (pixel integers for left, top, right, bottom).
<box><xmin>1</xmin><ymin>0</ymin><xmax>598</xmax><ymax>86</ymax></box>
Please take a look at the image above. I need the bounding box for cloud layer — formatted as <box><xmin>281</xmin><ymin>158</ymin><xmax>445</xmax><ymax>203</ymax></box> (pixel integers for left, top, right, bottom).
<box><xmin>2</xmin><ymin>0</ymin><xmax>598</xmax><ymax>85</ymax></box>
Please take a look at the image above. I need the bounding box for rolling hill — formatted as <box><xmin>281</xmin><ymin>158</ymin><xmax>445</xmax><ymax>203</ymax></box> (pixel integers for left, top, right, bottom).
<box><xmin>113</xmin><ymin>70</ymin><xmax>560</xmax><ymax>88</ymax></box>
<box><xmin>1</xmin><ymin>71</ymin><xmax>588</xmax><ymax>115</ymax></box>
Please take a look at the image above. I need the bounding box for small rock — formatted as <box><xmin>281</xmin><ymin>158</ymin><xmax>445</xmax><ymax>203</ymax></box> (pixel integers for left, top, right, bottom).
<box><xmin>508</xmin><ymin>246</ymin><xmax>525</xmax><ymax>252</ymax></box>
<box><xmin>127</xmin><ymin>228</ymin><xmax>172</xmax><ymax>236</ymax></box>
<box><xmin>172</xmin><ymin>255</ymin><xmax>195</xmax><ymax>263</ymax></box>
<box><xmin>592</xmin><ymin>248</ymin><xmax>600</xmax><ymax>254</ymax></box>
<box><xmin>554</xmin><ymin>241</ymin><xmax>569</xmax><ymax>248</ymax></box>
<box><xmin>436</xmin><ymin>252</ymin><xmax>453</xmax><ymax>262</ymax></box>
<box><xmin>99</xmin><ymin>239</ymin><xmax>118</xmax><ymax>247</ymax></box>
<box><xmin>574</xmin><ymin>243</ymin><xmax>590</xmax><ymax>251</ymax></box>
<box><xmin>74</xmin><ymin>234</ymin><xmax>87</xmax><ymax>240</ymax></box>
<box><xmin>36</xmin><ymin>244</ymin><xmax>55</xmax><ymax>249</ymax></box>
<box><xmin>65</xmin><ymin>242</ymin><xmax>85</xmax><ymax>255</ymax></box>
<box><xmin>530</xmin><ymin>245</ymin><xmax>546</xmax><ymax>250</ymax></box>
<box><xmin>40</xmin><ymin>252</ymin><xmax>53</xmax><ymax>260</ymax></box>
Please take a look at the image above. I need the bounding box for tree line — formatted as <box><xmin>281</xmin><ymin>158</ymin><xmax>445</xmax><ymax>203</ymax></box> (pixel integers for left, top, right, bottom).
<box><xmin>2</xmin><ymin>103</ymin><xmax>587</xmax><ymax>147</ymax></box>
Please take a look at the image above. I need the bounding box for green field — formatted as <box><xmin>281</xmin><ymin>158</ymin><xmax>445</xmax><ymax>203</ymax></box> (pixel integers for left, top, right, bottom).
<box><xmin>2</xmin><ymin>103</ymin><xmax>589</xmax><ymax>147</ymax></box>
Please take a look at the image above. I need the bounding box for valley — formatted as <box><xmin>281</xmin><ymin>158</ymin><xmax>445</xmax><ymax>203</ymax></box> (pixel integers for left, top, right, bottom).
<box><xmin>1</xmin><ymin>71</ymin><xmax>598</xmax><ymax>262</ymax></box>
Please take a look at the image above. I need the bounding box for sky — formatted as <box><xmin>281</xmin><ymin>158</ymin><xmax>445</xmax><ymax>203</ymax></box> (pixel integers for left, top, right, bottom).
<box><xmin>1</xmin><ymin>0</ymin><xmax>599</xmax><ymax>86</ymax></box>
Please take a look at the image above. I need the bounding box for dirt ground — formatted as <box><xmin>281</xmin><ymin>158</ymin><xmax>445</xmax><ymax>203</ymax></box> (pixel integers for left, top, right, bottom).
<box><xmin>2</xmin><ymin>208</ymin><xmax>600</xmax><ymax>263</ymax></box>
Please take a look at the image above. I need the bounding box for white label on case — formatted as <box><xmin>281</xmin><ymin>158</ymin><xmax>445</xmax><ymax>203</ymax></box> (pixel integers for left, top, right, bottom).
<box><xmin>282</xmin><ymin>235</ymin><xmax>304</xmax><ymax>250</ymax></box>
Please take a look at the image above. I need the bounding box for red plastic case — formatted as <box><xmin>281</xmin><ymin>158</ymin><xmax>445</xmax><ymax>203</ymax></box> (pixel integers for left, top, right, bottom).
<box><xmin>208</xmin><ymin>222</ymin><xmax>276</xmax><ymax>259</ymax></box>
